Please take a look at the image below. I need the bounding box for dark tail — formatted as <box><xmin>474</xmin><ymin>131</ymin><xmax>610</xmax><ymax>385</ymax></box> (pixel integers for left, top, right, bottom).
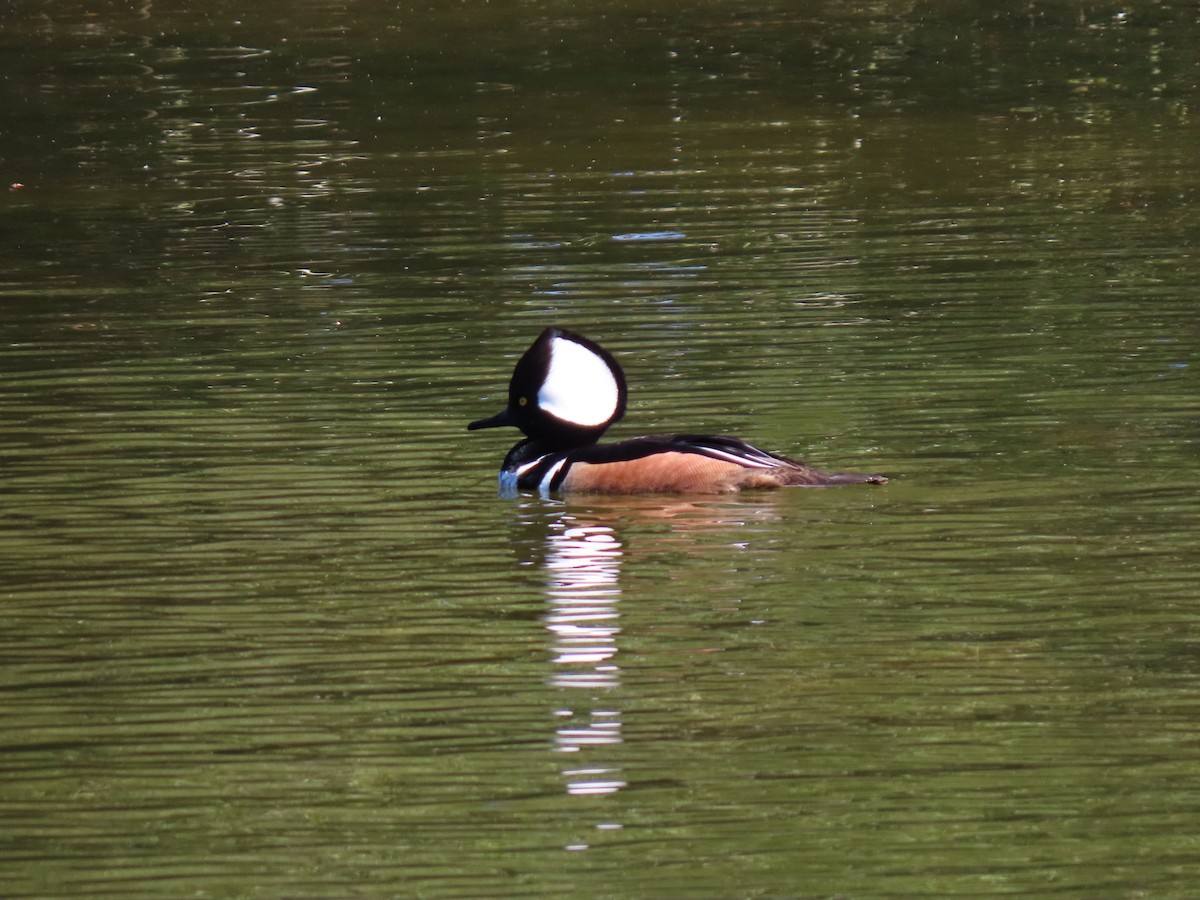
<box><xmin>783</xmin><ymin>468</ymin><xmax>888</xmax><ymax>486</ymax></box>
<box><xmin>823</xmin><ymin>472</ymin><xmax>888</xmax><ymax>485</ymax></box>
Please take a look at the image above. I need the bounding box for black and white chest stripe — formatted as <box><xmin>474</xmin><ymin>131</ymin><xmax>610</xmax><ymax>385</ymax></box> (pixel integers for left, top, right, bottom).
<box><xmin>501</xmin><ymin>451</ymin><xmax>572</xmax><ymax>493</ymax></box>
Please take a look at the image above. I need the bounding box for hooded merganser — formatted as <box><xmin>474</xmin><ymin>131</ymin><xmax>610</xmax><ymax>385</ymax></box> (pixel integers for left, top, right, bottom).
<box><xmin>468</xmin><ymin>327</ymin><xmax>888</xmax><ymax>494</ymax></box>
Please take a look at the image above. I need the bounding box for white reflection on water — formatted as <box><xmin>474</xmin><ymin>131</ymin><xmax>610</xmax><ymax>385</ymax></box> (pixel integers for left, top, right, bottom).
<box><xmin>524</xmin><ymin>494</ymin><xmax>788</xmax><ymax>802</ymax></box>
<box><xmin>545</xmin><ymin>523</ymin><xmax>622</xmax><ymax>680</ymax></box>
<box><xmin>543</xmin><ymin>519</ymin><xmax>626</xmax><ymax>796</ymax></box>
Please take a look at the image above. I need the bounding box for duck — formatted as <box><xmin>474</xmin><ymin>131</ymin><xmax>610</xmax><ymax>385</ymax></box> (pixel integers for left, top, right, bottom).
<box><xmin>468</xmin><ymin>327</ymin><xmax>888</xmax><ymax>494</ymax></box>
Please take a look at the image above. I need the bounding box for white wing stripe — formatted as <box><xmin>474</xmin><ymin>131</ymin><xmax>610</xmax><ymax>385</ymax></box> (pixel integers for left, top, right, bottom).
<box><xmin>694</xmin><ymin>445</ymin><xmax>777</xmax><ymax>468</ymax></box>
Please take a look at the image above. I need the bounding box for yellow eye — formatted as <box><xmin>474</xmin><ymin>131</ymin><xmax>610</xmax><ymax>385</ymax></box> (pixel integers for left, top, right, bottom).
<box><xmin>518</xmin><ymin>396</ymin><xmax>528</xmax><ymax>407</ymax></box>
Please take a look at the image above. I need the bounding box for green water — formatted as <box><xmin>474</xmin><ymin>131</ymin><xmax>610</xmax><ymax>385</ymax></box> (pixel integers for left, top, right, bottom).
<box><xmin>3</xmin><ymin>2</ymin><xmax>1199</xmax><ymax>897</ymax></box>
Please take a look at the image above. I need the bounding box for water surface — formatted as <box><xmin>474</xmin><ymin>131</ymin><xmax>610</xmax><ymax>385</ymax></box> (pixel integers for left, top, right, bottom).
<box><xmin>3</xmin><ymin>2</ymin><xmax>1199</xmax><ymax>897</ymax></box>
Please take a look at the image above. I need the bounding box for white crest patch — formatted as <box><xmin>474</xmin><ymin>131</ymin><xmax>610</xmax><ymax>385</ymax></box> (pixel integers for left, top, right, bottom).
<box><xmin>537</xmin><ymin>336</ymin><xmax>619</xmax><ymax>427</ymax></box>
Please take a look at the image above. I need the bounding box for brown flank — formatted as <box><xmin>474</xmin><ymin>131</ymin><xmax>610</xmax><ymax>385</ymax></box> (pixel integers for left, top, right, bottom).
<box><xmin>559</xmin><ymin>451</ymin><xmax>885</xmax><ymax>494</ymax></box>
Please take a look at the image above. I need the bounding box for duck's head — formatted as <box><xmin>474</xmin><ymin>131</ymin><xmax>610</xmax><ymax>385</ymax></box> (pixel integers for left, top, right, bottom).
<box><xmin>468</xmin><ymin>326</ymin><xmax>627</xmax><ymax>448</ymax></box>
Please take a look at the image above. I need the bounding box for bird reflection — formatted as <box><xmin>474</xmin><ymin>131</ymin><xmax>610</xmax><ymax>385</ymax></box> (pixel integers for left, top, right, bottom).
<box><xmin>508</xmin><ymin>493</ymin><xmax>792</xmax><ymax>802</ymax></box>
<box><xmin>542</xmin><ymin>518</ymin><xmax>626</xmax><ymax>796</ymax></box>
<box><xmin>545</xmin><ymin>522</ymin><xmax>622</xmax><ymax>683</ymax></box>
